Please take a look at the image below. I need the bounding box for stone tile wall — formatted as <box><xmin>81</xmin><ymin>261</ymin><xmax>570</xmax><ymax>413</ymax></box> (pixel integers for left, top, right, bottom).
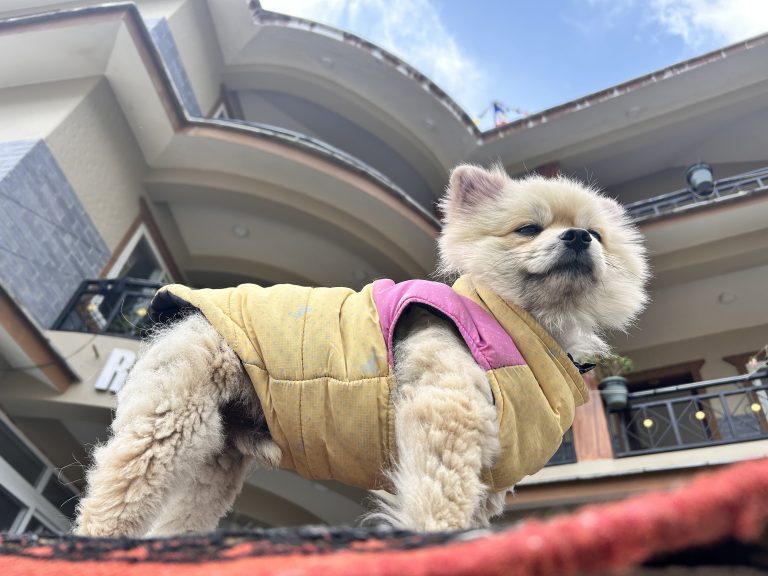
<box><xmin>145</xmin><ymin>17</ymin><xmax>203</xmax><ymax>117</ymax></box>
<box><xmin>0</xmin><ymin>140</ymin><xmax>110</xmax><ymax>328</ymax></box>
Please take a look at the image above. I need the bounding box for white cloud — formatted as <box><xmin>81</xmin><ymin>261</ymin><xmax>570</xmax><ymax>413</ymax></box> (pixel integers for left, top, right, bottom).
<box><xmin>260</xmin><ymin>0</ymin><xmax>489</xmax><ymax>117</ymax></box>
<box><xmin>582</xmin><ymin>0</ymin><xmax>768</xmax><ymax>47</ymax></box>
<box><xmin>648</xmin><ymin>0</ymin><xmax>768</xmax><ymax>47</ymax></box>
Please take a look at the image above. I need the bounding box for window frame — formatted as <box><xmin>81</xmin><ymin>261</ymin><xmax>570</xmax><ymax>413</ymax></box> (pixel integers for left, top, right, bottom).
<box><xmin>0</xmin><ymin>411</ymin><xmax>76</xmax><ymax>535</ymax></box>
<box><xmin>106</xmin><ymin>223</ymin><xmax>172</xmax><ymax>283</ymax></box>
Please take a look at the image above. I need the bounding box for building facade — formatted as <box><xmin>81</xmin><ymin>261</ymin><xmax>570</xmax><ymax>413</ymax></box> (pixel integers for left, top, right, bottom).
<box><xmin>0</xmin><ymin>0</ymin><xmax>766</xmax><ymax>533</ymax></box>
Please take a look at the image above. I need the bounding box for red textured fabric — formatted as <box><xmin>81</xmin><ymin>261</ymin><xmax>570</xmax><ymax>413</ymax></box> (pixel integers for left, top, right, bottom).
<box><xmin>2</xmin><ymin>457</ymin><xmax>767</xmax><ymax>576</ymax></box>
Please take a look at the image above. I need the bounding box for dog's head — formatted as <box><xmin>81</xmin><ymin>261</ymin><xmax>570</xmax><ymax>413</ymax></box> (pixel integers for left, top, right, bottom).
<box><xmin>438</xmin><ymin>164</ymin><xmax>649</xmax><ymax>357</ymax></box>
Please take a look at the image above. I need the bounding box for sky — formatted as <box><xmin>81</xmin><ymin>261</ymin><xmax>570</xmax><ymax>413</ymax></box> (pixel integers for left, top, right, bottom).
<box><xmin>260</xmin><ymin>0</ymin><xmax>768</xmax><ymax>130</ymax></box>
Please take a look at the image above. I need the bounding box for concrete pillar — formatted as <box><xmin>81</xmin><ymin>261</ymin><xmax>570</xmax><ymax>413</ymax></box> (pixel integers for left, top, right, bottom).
<box><xmin>572</xmin><ymin>371</ymin><xmax>615</xmax><ymax>461</ymax></box>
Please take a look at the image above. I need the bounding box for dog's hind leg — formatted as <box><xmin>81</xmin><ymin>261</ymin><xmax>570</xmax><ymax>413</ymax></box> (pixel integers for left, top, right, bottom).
<box><xmin>145</xmin><ymin>390</ymin><xmax>282</xmax><ymax>536</ymax></box>
<box><xmin>382</xmin><ymin>311</ymin><xmax>500</xmax><ymax>531</ymax></box>
<box><xmin>145</xmin><ymin>442</ymin><xmax>250</xmax><ymax>536</ymax></box>
<box><xmin>74</xmin><ymin>314</ymin><xmax>248</xmax><ymax>537</ymax></box>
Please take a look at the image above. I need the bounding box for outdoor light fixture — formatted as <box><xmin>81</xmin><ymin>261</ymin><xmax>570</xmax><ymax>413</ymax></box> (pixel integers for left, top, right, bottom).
<box><xmin>686</xmin><ymin>162</ymin><xmax>715</xmax><ymax>198</ymax></box>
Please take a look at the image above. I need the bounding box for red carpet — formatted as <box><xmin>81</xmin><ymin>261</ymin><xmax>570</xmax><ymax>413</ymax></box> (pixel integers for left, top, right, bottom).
<box><xmin>2</xmin><ymin>457</ymin><xmax>767</xmax><ymax>575</ymax></box>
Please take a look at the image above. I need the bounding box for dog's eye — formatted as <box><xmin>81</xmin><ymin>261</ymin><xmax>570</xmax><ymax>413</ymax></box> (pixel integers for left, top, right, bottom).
<box><xmin>515</xmin><ymin>224</ymin><xmax>543</xmax><ymax>237</ymax></box>
<box><xmin>588</xmin><ymin>229</ymin><xmax>603</xmax><ymax>242</ymax></box>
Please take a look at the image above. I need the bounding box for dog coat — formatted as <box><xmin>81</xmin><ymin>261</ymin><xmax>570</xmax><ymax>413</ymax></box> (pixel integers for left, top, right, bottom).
<box><xmin>149</xmin><ymin>275</ymin><xmax>588</xmax><ymax>492</ymax></box>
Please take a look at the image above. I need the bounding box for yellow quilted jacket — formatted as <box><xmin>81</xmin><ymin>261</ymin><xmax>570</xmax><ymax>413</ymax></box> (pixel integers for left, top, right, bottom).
<box><xmin>151</xmin><ymin>275</ymin><xmax>588</xmax><ymax>491</ymax></box>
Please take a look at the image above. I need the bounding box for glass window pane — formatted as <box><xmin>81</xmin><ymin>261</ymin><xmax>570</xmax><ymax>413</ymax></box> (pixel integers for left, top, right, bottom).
<box><xmin>0</xmin><ymin>486</ymin><xmax>24</xmax><ymax>531</ymax></box>
<box><xmin>42</xmin><ymin>476</ymin><xmax>78</xmax><ymax>520</ymax></box>
<box><xmin>25</xmin><ymin>516</ymin><xmax>59</xmax><ymax>536</ymax></box>
<box><xmin>0</xmin><ymin>418</ymin><xmax>45</xmax><ymax>485</ymax></box>
<box><xmin>118</xmin><ymin>237</ymin><xmax>168</xmax><ymax>282</ymax></box>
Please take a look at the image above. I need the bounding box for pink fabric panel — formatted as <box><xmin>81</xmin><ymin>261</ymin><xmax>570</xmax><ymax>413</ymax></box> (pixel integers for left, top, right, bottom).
<box><xmin>372</xmin><ymin>279</ymin><xmax>526</xmax><ymax>371</ymax></box>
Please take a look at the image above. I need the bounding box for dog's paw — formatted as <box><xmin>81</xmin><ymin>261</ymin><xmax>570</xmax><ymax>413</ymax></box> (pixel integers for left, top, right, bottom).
<box><xmin>72</xmin><ymin>516</ymin><xmax>120</xmax><ymax>538</ymax></box>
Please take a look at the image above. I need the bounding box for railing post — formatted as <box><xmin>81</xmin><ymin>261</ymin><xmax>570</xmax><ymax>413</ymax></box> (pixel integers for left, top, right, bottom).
<box><xmin>666</xmin><ymin>402</ymin><xmax>684</xmax><ymax>447</ymax></box>
<box><xmin>572</xmin><ymin>372</ymin><xmax>614</xmax><ymax>461</ymax></box>
<box><xmin>719</xmin><ymin>392</ymin><xmax>739</xmax><ymax>439</ymax></box>
<box><xmin>617</xmin><ymin>410</ymin><xmax>632</xmax><ymax>456</ymax></box>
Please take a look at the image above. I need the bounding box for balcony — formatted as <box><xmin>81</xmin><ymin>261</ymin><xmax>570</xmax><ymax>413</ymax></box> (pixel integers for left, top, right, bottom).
<box><xmin>53</xmin><ymin>278</ymin><xmax>162</xmax><ymax>339</ymax></box>
<box><xmin>624</xmin><ymin>167</ymin><xmax>768</xmax><ymax>223</ymax></box>
<box><xmin>545</xmin><ymin>428</ymin><xmax>577</xmax><ymax>466</ymax></box>
<box><xmin>51</xmin><ymin>280</ymin><xmax>768</xmax><ymax>466</ymax></box>
<box><xmin>609</xmin><ymin>370</ymin><xmax>768</xmax><ymax>457</ymax></box>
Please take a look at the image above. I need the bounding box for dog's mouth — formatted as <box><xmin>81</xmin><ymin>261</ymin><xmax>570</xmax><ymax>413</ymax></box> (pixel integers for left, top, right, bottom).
<box><xmin>534</xmin><ymin>251</ymin><xmax>595</xmax><ymax>279</ymax></box>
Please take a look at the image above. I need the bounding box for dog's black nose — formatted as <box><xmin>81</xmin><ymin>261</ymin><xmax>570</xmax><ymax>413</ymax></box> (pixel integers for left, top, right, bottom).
<box><xmin>560</xmin><ymin>228</ymin><xmax>592</xmax><ymax>252</ymax></box>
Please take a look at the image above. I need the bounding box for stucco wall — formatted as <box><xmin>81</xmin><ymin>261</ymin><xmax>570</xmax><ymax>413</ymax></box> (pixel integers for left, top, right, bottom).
<box><xmin>145</xmin><ymin>18</ymin><xmax>202</xmax><ymax>117</ymax></box>
<box><xmin>623</xmin><ymin>264</ymin><xmax>768</xmax><ymax>354</ymax></box>
<box><xmin>0</xmin><ymin>78</ymin><xmax>98</xmax><ymax>141</ymax></box>
<box><xmin>46</xmin><ymin>79</ymin><xmax>147</xmax><ymax>251</ymax></box>
<box><xmin>615</xmin><ymin>322</ymin><xmax>768</xmax><ymax>380</ymax></box>
<box><xmin>164</xmin><ymin>0</ymin><xmax>223</xmax><ymax>115</ymax></box>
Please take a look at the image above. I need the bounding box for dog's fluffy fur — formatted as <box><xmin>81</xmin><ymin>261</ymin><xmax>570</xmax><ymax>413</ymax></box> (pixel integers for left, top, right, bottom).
<box><xmin>74</xmin><ymin>165</ymin><xmax>648</xmax><ymax>536</ymax></box>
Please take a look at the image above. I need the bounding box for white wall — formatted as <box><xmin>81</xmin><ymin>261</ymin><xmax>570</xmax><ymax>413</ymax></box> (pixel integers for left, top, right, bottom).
<box><xmin>615</xmin><ymin>323</ymin><xmax>768</xmax><ymax>380</ymax></box>
<box><xmin>46</xmin><ymin>79</ymin><xmax>148</xmax><ymax>251</ymax></box>
<box><xmin>0</xmin><ymin>78</ymin><xmax>98</xmax><ymax>141</ymax></box>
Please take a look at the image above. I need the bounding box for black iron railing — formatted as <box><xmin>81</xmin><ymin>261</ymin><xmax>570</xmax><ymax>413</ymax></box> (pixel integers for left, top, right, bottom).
<box><xmin>52</xmin><ymin>278</ymin><xmax>163</xmax><ymax>339</ymax></box>
<box><xmin>624</xmin><ymin>167</ymin><xmax>768</xmax><ymax>222</ymax></box>
<box><xmin>610</xmin><ymin>370</ymin><xmax>768</xmax><ymax>457</ymax></box>
<box><xmin>546</xmin><ymin>428</ymin><xmax>577</xmax><ymax>466</ymax></box>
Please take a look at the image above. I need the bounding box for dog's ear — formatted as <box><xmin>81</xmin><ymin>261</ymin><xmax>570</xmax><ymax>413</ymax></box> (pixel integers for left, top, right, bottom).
<box><xmin>444</xmin><ymin>164</ymin><xmax>506</xmax><ymax>213</ymax></box>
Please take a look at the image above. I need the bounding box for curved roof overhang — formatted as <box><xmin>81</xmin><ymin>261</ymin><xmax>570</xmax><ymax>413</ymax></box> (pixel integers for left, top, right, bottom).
<box><xmin>471</xmin><ymin>32</ymin><xmax>768</xmax><ymax>185</ymax></box>
<box><xmin>10</xmin><ymin>1</ymin><xmax>767</xmax><ymax>206</ymax></box>
<box><xmin>208</xmin><ymin>1</ymin><xmax>480</xmax><ymax>193</ymax></box>
<box><xmin>0</xmin><ymin>4</ymin><xmax>439</xmax><ymax>287</ymax></box>
<box><xmin>212</xmin><ymin>1</ymin><xmax>768</xmax><ymax>200</ymax></box>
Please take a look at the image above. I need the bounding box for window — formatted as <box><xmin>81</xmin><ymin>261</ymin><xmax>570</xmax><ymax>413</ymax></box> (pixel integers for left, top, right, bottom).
<box><xmin>211</xmin><ymin>102</ymin><xmax>230</xmax><ymax>120</ymax></box>
<box><xmin>0</xmin><ymin>486</ymin><xmax>24</xmax><ymax>532</ymax></box>
<box><xmin>107</xmin><ymin>225</ymin><xmax>172</xmax><ymax>283</ymax></box>
<box><xmin>25</xmin><ymin>515</ymin><xmax>58</xmax><ymax>536</ymax></box>
<box><xmin>0</xmin><ymin>418</ymin><xmax>45</xmax><ymax>486</ymax></box>
<box><xmin>42</xmin><ymin>475</ymin><xmax>78</xmax><ymax>520</ymax></box>
<box><xmin>0</xmin><ymin>411</ymin><xmax>77</xmax><ymax>534</ymax></box>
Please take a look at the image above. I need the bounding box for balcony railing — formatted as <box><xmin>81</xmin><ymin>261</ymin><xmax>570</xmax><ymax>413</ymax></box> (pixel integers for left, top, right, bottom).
<box><xmin>52</xmin><ymin>278</ymin><xmax>163</xmax><ymax>339</ymax></box>
<box><xmin>624</xmin><ymin>167</ymin><xmax>768</xmax><ymax>222</ymax></box>
<box><xmin>609</xmin><ymin>370</ymin><xmax>768</xmax><ymax>457</ymax></box>
<box><xmin>545</xmin><ymin>428</ymin><xmax>577</xmax><ymax>466</ymax></box>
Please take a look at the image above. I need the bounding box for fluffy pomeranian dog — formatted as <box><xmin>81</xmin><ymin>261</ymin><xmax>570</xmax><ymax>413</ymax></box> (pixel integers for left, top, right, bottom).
<box><xmin>74</xmin><ymin>165</ymin><xmax>648</xmax><ymax>536</ymax></box>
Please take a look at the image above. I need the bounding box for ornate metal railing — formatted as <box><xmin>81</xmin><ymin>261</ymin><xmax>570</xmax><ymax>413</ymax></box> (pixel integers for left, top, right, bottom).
<box><xmin>624</xmin><ymin>167</ymin><xmax>768</xmax><ymax>222</ymax></box>
<box><xmin>545</xmin><ymin>428</ymin><xmax>577</xmax><ymax>466</ymax></box>
<box><xmin>610</xmin><ymin>370</ymin><xmax>768</xmax><ymax>457</ymax></box>
<box><xmin>52</xmin><ymin>278</ymin><xmax>163</xmax><ymax>339</ymax></box>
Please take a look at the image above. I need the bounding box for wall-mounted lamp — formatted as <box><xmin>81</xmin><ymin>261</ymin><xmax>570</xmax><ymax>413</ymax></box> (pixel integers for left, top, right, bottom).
<box><xmin>686</xmin><ymin>162</ymin><xmax>715</xmax><ymax>198</ymax></box>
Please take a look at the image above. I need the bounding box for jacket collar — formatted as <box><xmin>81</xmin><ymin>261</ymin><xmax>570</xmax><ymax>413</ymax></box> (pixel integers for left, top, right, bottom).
<box><xmin>452</xmin><ymin>275</ymin><xmax>589</xmax><ymax>405</ymax></box>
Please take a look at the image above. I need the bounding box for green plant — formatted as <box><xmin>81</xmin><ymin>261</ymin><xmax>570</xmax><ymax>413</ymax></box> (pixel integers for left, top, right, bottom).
<box><xmin>584</xmin><ymin>353</ymin><xmax>634</xmax><ymax>381</ymax></box>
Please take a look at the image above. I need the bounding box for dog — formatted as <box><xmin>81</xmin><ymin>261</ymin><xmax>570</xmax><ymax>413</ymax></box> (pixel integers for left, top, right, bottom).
<box><xmin>73</xmin><ymin>164</ymin><xmax>648</xmax><ymax>536</ymax></box>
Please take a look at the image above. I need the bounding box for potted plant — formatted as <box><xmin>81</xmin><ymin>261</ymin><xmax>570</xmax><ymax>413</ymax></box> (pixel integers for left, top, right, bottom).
<box><xmin>588</xmin><ymin>354</ymin><xmax>634</xmax><ymax>411</ymax></box>
<box><xmin>746</xmin><ymin>346</ymin><xmax>767</xmax><ymax>375</ymax></box>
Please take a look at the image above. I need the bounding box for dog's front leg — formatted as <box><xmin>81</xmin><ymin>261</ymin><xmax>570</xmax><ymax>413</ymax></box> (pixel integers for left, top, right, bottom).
<box><xmin>386</xmin><ymin>309</ymin><xmax>500</xmax><ymax>531</ymax></box>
